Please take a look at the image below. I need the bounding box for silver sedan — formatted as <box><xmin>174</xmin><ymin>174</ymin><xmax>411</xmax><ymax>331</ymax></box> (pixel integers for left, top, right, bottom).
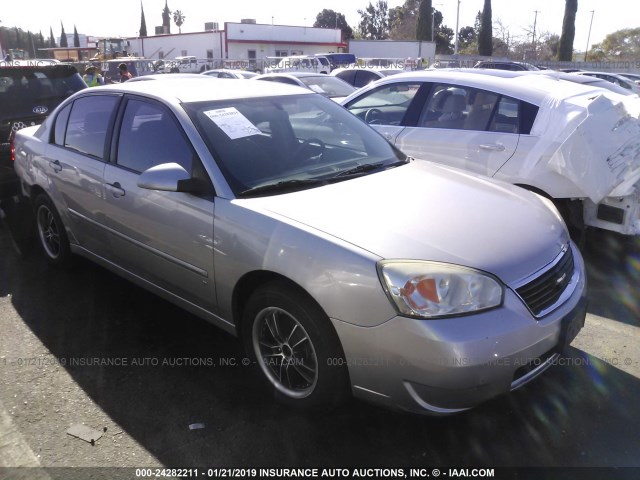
<box><xmin>12</xmin><ymin>78</ymin><xmax>586</xmax><ymax>414</ymax></box>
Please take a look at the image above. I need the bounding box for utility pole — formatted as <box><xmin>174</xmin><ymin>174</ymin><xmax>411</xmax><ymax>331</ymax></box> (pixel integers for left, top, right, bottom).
<box><xmin>532</xmin><ymin>10</ymin><xmax>540</xmax><ymax>59</ymax></box>
<box><xmin>454</xmin><ymin>0</ymin><xmax>461</xmax><ymax>55</ymax></box>
<box><xmin>584</xmin><ymin>10</ymin><xmax>595</xmax><ymax>62</ymax></box>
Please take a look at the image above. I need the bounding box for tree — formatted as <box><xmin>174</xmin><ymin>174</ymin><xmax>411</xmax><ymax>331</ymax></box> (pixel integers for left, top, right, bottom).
<box><xmin>592</xmin><ymin>27</ymin><xmax>640</xmax><ymax>57</ymax></box>
<box><xmin>26</xmin><ymin>32</ymin><xmax>35</xmax><ymax>58</ymax></box>
<box><xmin>49</xmin><ymin>27</ymin><xmax>57</xmax><ymax>48</ymax></box>
<box><xmin>388</xmin><ymin>0</ymin><xmax>420</xmax><ymax>40</ymax></box>
<box><xmin>173</xmin><ymin>10</ymin><xmax>185</xmax><ymax>34</ymax></box>
<box><xmin>478</xmin><ymin>0</ymin><xmax>492</xmax><ymax>55</ymax></box>
<box><xmin>415</xmin><ymin>0</ymin><xmax>432</xmax><ymax>41</ymax></box>
<box><xmin>73</xmin><ymin>25</ymin><xmax>80</xmax><ymax>48</ymax></box>
<box><xmin>14</xmin><ymin>27</ymin><xmax>22</xmax><ymax>49</ymax></box>
<box><xmin>435</xmin><ymin>24</ymin><xmax>455</xmax><ymax>54</ymax></box>
<box><xmin>139</xmin><ymin>1</ymin><xmax>148</xmax><ymax>37</ymax></box>
<box><xmin>357</xmin><ymin>0</ymin><xmax>390</xmax><ymax>40</ymax></box>
<box><xmin>162</xmin><ymin>0</ymin><xmax>171</xmax><ymax>34</ymax></box>
<box><xmin>314</xmin><ymin>9</ymin><xmax>353</xmax><ymax>40</ymax></box>
<box><xmin>457</xmin><ymin>25</ymin><xmax>476</xmax><ymax>51</ymax></box>
<box><xmin>59</xmin><ymin>22</ymin><xmax>68</xmax><ymax>47</ymax></box>
<box><xmin>558</xmin><ymin>0</ymin><xmax>577</xmax><ymax>61</ymax></box>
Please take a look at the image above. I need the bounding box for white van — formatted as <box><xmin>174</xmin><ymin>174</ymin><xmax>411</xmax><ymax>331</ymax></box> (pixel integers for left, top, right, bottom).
<box><xmin>265</xmin><ymin>55</ymin><xmax>330</xmax><ymax>74</ymax></box>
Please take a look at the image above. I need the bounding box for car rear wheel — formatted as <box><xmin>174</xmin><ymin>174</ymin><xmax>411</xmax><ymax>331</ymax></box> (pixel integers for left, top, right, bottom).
<box><xmin>242</xmin><ymin>281</ymin><xmax>350</xmax><ymax>408</ymax></box>
<box><xmin>34</xmin><ymin>194</ymin><xmax>71</xmax><ymax>266</ymax></box>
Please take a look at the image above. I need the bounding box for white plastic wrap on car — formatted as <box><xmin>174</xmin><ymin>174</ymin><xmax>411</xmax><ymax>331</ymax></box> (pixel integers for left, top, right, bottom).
<box><xmin>528</xmin><ymin>91</ymin><xmax>640</xmax><ymax>203</ymax></box>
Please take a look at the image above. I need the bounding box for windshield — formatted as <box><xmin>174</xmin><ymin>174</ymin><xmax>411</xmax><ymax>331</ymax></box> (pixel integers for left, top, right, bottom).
<box><xmin>184</xmin><ymin>94</ymin><xmax>406</xmax><ymax>196</ymax></box>
<box><xmin>298</xmin><ymin>76</ymin><xmax>355</xmax><ymax>98</ymax></box>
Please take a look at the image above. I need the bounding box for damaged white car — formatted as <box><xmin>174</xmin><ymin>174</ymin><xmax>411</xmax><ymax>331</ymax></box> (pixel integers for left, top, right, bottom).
<box><xmin>342</xmin><ymin>71</ymin><xmax>640</xmax><ymax>236</ymax></box>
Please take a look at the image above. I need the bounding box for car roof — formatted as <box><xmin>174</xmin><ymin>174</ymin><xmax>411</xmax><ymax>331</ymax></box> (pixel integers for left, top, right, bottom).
<box><xmin>127</xmin><ymin>73</ymin><xmax>205</xmax><ymax>82</ymax></box>
<box><xmin>257</xmin><ymin>72</ymin><xmax>324</xmax><ymax>79</ymax></box>
<box><xmin>205</xmin><ymin>69</ymin><xmax>252</xmax><ymax>74</ymax></box>
<box><xmin>449</xmin><ymin>68</ymin><xmax>635</xmax><ymax>96</ymax></box>
<box><xmin>82</xmin><ymin>76</ymin><xmax>313</xmax><ymax>103</ymax></box>
<box><xmin>342</xmin><ymin>69</ymin><xmax>618</xmax><ymax>106</ymax></box>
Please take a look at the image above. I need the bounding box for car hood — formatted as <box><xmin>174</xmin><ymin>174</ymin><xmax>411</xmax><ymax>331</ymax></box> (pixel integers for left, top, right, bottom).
<box><xmin>242</xmin><ymin>161</ymin><xmax>569</xmax><ymax>286</ymax></box>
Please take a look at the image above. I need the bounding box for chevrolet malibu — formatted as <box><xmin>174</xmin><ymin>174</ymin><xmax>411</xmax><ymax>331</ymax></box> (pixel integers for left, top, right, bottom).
<box><xmin>12</xmin><ymin>79</ymin><xmax>586</xmax><ymax>414</ymax></box>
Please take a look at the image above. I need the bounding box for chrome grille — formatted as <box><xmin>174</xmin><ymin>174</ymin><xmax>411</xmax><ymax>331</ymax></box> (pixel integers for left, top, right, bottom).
<box><xmin>516</xmin><ymin>246</ymin><xmax>574</xmax><ymax>317</ymax></box>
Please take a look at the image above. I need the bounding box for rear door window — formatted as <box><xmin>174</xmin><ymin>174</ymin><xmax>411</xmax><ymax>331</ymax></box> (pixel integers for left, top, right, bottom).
<box><xmin>64</xmin><ymin>95</ymin><xmax>119</xmax><ymax>159</ymax></box>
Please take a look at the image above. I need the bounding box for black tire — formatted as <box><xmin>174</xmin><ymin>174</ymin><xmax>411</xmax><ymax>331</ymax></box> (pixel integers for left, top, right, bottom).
<box><xmin>242</xmin><ymin>281</ymin><xmax>350</xmax><ymax>409</ymax></box>
<box><xmin>33</xmin><ymin>194</ymin><xmax>71</xmax><ymax>266</ymax></box>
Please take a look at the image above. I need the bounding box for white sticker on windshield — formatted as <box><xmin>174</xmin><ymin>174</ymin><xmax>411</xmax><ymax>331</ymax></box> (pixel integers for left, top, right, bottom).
<box><xmin>203</xmin><ymin>107</ymin><xmax>261</xmax><ymax>139</ymax></box>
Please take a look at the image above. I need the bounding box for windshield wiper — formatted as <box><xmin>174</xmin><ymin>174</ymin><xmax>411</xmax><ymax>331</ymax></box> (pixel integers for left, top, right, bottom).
<box><xmin>332</xmin><ymin>158</ymin><xmax>409</xmax><ymax>178</ymax></box>
<box><xmin>238</xmin><ymin>179</ymin><xmax>326</xmax><ymax>197</ymax></box>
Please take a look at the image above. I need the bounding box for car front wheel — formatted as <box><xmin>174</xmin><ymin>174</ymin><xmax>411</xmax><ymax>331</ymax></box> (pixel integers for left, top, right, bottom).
<box><xmin>242</xmin><ymin>282</ymin><xmax>349</xmax><ymax>408</ymax></box>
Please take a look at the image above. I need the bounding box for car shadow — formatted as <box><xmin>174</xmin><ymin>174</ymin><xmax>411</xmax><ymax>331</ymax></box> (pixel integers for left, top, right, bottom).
<box><xmin>1</xmin><ymin>225</ymin><xmax>639</xmax><ymax>468</ymax></box>
<box><xmin>582</xmin><ymin>227</ymin><xmax>640</xmax><ymax>327</ymax></box>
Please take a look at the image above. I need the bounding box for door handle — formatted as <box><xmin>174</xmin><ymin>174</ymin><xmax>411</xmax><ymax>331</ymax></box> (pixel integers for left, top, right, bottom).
<box><xmin>479</xmin><ymin>143</ymin><xmax>506</xmax><ymax>152</ymax></box>
<box><xmin>49</xmin><ymin>160</ymin><xmax>62</xmax><ymax>173</ymax></box>
<box><xmin>105</xmin><ymin>182</ymin><xmax>126</xmax><ymax>198</ymax></box>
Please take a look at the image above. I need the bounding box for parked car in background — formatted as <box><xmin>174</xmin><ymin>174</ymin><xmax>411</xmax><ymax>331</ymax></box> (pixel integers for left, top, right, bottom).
<box><xmin>474</xmin><ymin>60</ymin><xmax>540</xmax><ymax>71</ymax></box>
<box><xmin>575</xmin><ymin>71</ymin><xmax>640</xmax><ymax>95</ymax></box>
<box><xmin>12</xmin><ymin>78</ymin><xmax>586</xmax><ymax>415</ymax></box>
<box><xmin>314</xmin><ymin>53</ymin><xmax>356</xmax><ymax>71</ymax></box>
<box><xmin>265</xmin><ymin>55</ymin><xmax>330</xmax><ymax>75</ymax></box>
<box><xmin>253</xmin><ymin>72</ymin><xmax>355</xmax><ymax>101</ymax></box>
<box><xmin>331</xmin><ymin>67</ymin><xmax>403</xmax><ymax>88</ymax></box>
<box><xmin>341</xmin><ymin>70</ymin><xmax>640</xmax><ymax>236</ymax></box>
<box><xmin>618</xmin><ymin>72</ymin><xmax>640</xmax><ymax>85</ymax></box>
<box><xmin>101</xmin><ymin>58</ymin><xmax>157</xmax><ymax>83</ymax></box>
<box><xmin>163</xmin><ymin>55</ymin><xmax>212</xmax><ymax>74</ymax></box>
<box><xmin>127</xmin><ymin>73</ymin><xmax>206</xmax><ymax>82</ymax></box>
<box><xmin>202</xmin><ymin>69</ymin><xmax>258</xmax><ymax>79</ymax></box>
<box><xmin>0</xmin><ymin>62</ymin><xmax>86</xmax><ymax>200</ymax></box>
<box><xmin>461</xmin><ymin>68</ymin><xmax>637</xmax><ymax>97</ymax></box>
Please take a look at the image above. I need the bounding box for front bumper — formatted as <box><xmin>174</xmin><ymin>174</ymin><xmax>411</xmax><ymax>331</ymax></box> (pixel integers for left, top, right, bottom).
<box><xmin>331</xmin><ymin>245</ymin><xmax>587</xmax><ymax>415</ymax></box>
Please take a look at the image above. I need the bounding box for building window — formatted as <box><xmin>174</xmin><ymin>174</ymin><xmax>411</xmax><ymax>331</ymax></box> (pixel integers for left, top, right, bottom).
<box><xmin>291</xmin><ymin>50</ymin><xmax>303</xmax><ymax>55</ymax></box>
<box><xmin>181</xmin><ymin>50</ymin><xmax>188</xmax><ymax>56</ymax></box>
<box><xmin>207</xmin><ymin>49</ymin><xmax>214</xmax><ymax>60</ymax></box>
<box><xmin>275</xmin><ymin>50</ymin><xmax>288</xmax><ymax>57</ymax></box>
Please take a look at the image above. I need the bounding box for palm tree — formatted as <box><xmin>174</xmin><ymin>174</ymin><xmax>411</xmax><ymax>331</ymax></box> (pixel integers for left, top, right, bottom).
<box><xmin>173</xmin><ymin>10</ymin><xmax>186</xmax><ymax>34</ymax></box>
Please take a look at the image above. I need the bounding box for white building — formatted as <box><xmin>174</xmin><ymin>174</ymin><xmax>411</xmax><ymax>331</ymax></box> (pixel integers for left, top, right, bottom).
<box><xmin>126</xmin><ymin>21</ymin><xmax>346</xmax><ymax>67</ymax></box>
<box><xmin>348</xmin><ymin>40</ymin><xmax>436</xmax><ymax>66</ymax></box>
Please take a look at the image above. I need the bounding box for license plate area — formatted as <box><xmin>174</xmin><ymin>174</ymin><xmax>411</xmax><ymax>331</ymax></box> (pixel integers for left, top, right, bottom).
<box><xmin>559</xmin><ymin>296</ymin><xmax>587</xmax><ymax>351</ymax></box>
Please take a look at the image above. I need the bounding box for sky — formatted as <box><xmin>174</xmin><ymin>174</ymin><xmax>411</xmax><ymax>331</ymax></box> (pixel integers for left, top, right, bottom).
<box><xmin>0</xmin><ymin>0</ymin><xmax>634</xmax><ymax>53</ymax></box>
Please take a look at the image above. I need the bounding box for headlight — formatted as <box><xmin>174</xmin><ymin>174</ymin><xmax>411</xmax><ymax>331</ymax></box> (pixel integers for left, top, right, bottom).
<box><xmin>378</xmin><ymin>261</ymin><xmax>503</xmax><ymax>318</ymax></box>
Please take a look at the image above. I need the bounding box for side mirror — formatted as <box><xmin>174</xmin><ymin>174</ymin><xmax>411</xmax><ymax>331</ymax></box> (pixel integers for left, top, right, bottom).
<box><xmin>137</xmin><ymin>162</ymin><xmax>194</xmax><ymax>192</ymax></box>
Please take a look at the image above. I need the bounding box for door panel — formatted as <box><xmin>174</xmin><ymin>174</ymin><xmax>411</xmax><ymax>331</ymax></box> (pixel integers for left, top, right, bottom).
<box><xmin>45</xmin><ymin>96</ymin><xmax>120</xmax><ymax>256</ymax></box>
<box><xmin>100</xmin><ymin>97</ymin><xmax>215</xmax><ymax>310</ymax></box>
<box><xmin>395</xmin><ymin>84</ymin><xmax>521</xmax><ymax>176</ymax></box>
<box><xmin>102</xmin><ymin>165</ymin><xmax>215</xmax><ymax>310</ymax></box>
<box><xmin>395</xmin><ymin>128</ymin><xmax>519</xmax><ymax>177</ymax></box>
